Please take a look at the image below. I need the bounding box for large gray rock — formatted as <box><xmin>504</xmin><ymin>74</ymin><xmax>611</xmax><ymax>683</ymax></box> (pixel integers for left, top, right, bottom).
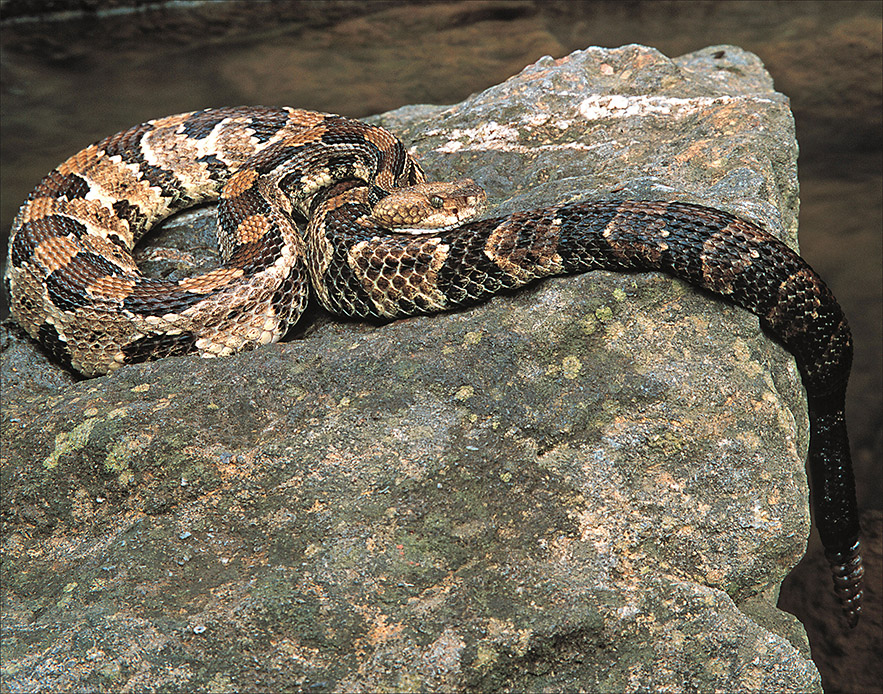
<box><xmin>0</xmin><ymin>45</ymin><xmax>822</xmax><ymax>692</ymax></box>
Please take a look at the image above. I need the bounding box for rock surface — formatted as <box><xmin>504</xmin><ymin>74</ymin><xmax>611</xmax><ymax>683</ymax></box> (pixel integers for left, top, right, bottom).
<box><xmin>1</xmin><ymin>45</ymin><xmax>822</xmax><ymax>692</ymax></box>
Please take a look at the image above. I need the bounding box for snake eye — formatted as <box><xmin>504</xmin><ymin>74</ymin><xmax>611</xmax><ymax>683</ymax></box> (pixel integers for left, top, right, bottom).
<box><xmin>429</xmin><ymin>195</ymin><xmax>444</xmax><ymax>209</ymax></box>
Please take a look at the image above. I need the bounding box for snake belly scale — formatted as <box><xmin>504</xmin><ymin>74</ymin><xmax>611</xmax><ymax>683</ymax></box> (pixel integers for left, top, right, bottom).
<box><xmin>4</xmin><ymin>106</ymin><xmax>864</xmax><ymax>626</ymax></box>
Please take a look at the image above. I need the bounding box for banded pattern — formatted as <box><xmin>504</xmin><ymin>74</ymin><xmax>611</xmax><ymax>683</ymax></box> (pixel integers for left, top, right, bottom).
<box><xmin>4</xmin><ymin>106</ymin><xmax>863</xmax><ymax>627</ymax></box>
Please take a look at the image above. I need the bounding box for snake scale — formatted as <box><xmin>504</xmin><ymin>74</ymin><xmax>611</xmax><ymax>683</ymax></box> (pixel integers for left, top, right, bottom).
<box><xmin>4</xmin><ymin>106</ymin><xmax>864</xmax><ymax>626</ymax></box>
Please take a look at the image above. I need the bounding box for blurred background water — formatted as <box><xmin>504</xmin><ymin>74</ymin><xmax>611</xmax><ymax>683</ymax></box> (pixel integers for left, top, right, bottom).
<box><xmin>1</xmin><ymin>2</ymin><xmax>880</xmax><ymax>691</ymax></box>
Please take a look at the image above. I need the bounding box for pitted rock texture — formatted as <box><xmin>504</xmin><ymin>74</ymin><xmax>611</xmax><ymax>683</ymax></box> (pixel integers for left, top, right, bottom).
<box><xmin>1</xmin><ymin>45</ymin><xmax>822</xmax><ymax>692</ymax></box>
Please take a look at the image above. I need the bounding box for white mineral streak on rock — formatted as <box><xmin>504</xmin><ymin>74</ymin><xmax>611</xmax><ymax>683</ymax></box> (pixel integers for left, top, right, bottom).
<box><xmin>435</xmin><ymin>121</ymin><xmax>519</xmax><ymax>153</ymax></box>
<box><xmin>578</xmin><ymin>94</ymin><xmax>775</xmax><ymax>120</ymax></box>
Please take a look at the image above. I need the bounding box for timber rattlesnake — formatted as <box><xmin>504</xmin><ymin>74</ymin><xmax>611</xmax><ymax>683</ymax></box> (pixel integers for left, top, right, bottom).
<box><xmin>3</xmin><ymin>106</ymin><xmax>864</xmax><ymax>627</ymax></box>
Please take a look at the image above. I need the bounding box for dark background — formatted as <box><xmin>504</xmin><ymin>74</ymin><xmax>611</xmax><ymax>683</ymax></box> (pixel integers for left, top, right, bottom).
<box><xmin>1</xmin><ymin>2</ymin><xmax>880</xmax><ymax>691</ymax></box>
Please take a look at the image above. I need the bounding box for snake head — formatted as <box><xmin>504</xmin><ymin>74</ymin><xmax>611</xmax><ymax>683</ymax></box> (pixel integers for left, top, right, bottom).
<box><xmin>371</xmin><ymin>179</ymin><xmax>487</xmax><ymax>234</ymax></box>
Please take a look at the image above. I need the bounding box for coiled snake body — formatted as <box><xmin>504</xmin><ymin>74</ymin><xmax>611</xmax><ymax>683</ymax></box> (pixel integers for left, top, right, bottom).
<box><xmin>4</xmin><ymin>106</ymin><xmax>864</xmax><ymax>626</ymax></box>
